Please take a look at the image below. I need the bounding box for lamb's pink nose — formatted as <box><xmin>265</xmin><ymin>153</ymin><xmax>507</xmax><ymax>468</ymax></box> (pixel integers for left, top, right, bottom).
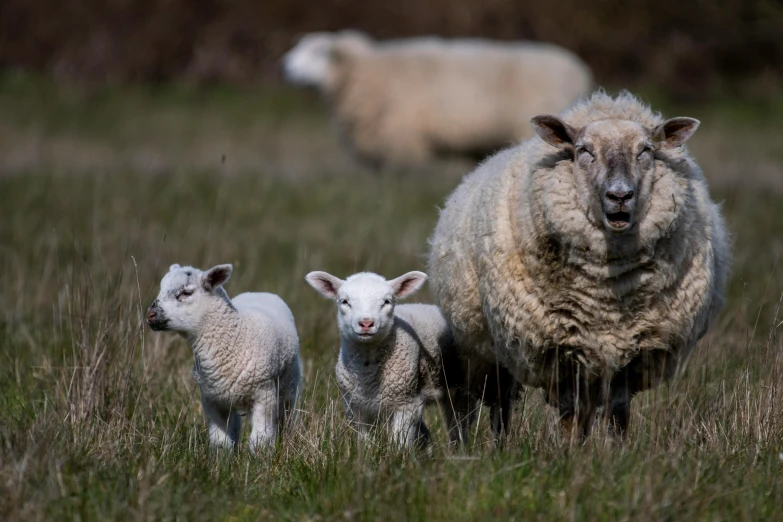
<box><xmin>359</xmin><ymin>319</ymin><xmax>374</xmax><ymax>330</ymax></box>
<box><xmin>146</xmin><ymin>308</ymin><xmax>157</xmax><ymax>321</ymax></box>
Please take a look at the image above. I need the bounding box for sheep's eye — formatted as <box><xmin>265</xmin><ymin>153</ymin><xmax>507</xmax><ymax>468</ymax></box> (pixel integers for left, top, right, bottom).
<box><xmin>340</xmin><ymin>299</ymin><xmax>349</xmax><ymax>306</ymax></box>
<box><xmin>383</xmin><ymin>299</ymin><xmax>392</xmax><ymax>306</ymax></box>
<box><xmin>638</xmin><ymin>146</ymin><xmax>653</xmax><ymax>159</ymax></box>
<box><xmin>177</xmin><ymin>289</ymin><xmax>193</xmax><ymax>300</ymax></box>
<box><xmin>576</xmin><ymin>146</ymin><xmax>594</xmax><ymax>160</ymax></box>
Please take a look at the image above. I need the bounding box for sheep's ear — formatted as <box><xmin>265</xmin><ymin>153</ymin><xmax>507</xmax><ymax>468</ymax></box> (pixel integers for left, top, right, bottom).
<box><xmin>653</xmin><ymin>117</ymin><xmax>700</xmax><ymax>150</ymax></box>
<box><xmin>390</xmin><ymin>271</ymin><xmax>428</xmax><ymax>300</ymax></box>
<box><xmin>305</xmin><ymin>271</ymin><xmax>344</xmax><ymax>299</ymax></box>
<box><xmin>331</xmin><ymin>32</ymin><xmax>371</xmax><ymax>62</ymax></box>
<box><xmin>531</xmin><ymin>115</ymin><xmax>577</xmax><ymax>150</ymax></box>
<box><xmin>202</xmin><ymin>264</ymin><xmax>233</xmax><ymax>292</ymax></box>
<box><xmin>339</xmin><ymin>29</ymin><xmax>371</xmax><ymax>43</ymax></box>
<box><xmin>169</xmin><ymin>264</ymin><xmax>181</xmax><ymax>272</ymax></box>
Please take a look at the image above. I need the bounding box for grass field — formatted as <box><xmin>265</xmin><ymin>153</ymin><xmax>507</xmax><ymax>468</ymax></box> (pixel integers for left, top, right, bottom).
<box><xmin>1</xmin><ymin>74</ymin><xmax>782</xmax><ymax>520</ymax></box>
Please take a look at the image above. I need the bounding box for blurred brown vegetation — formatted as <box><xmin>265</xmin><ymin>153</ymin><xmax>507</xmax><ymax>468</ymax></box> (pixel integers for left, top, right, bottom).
<box><xmin>1</xmin><ymin>0</ymin><xmax>781</xmax><ymax>98</ymax></box>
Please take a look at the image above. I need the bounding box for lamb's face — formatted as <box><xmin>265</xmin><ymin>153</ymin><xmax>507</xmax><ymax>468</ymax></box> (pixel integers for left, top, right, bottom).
<box><xmin>336</xmin><ymin>274</ymin><xmax>398</xmax><ymax>344</ymax></box>
<box><xmin>146</xmin><ymin>264</ymin><xmax>232</xmax><ymax>336</ymax></box>
<box><xmin>282</xmin><ymin>33</ymin><xmax>335</xmax><ymax>88</ymax></box>
<box><xmin>531</xmin><ymin>114</ymin><xmax>700</xmax><ymax>234</ymax></box>
<box><xmin>305</xmin><ymin>270</ymin><xmax>428</xmax><ymax>345</ymax></box>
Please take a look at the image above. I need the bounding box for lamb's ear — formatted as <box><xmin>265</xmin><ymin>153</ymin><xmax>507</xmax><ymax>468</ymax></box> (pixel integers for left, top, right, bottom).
<box><xmin>390</xmin><ymin>271</ymin><xmax>428</xmax><ymax>300</ymax></box>
<box><xmin>653</xmin><ymin>117</ymin><xmax>700</xmax><ymax>150</ymax></box>
<box><xmin>202</xmin><ymin>264</ymin><xmax>233</xmax><ymax>292</ymax></box>
<box><xmin>169</xmin><ymin>264</ymin><xmax>181</xmax><ymax>272</ymax></box>
<box><xmin>530</xmin><ymin>115</ymin><xmax>577</xmax><ymax>150</ymax></box>
<box><xmin>305</xmin><ymin>271</ymin><xmax>344</xmax><ymax>299</ymax></box>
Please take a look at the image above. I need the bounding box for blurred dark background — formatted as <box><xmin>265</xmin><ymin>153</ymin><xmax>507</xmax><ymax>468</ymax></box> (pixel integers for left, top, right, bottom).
<box><xmin>1</xmin><ymin>0</ymin><xmax>781</xmax><ymax>99</ymax></box>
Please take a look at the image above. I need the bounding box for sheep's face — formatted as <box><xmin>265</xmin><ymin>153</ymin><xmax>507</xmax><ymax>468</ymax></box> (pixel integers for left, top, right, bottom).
<box><xmin>282</xmin><ymin>31</ymin><xmax>372</xmax><ymax>89</ymax></box>
<box><xmin>282</xmin><ymin>33</ymin><xmax>335</xmax><ymax>88</ymax></box>
<box><xmin>531</xmin><ymin>114</ymin><xmax>700</xmax><ymax>234</ymax></box>
<box><xmin>306</xmin><ymin>271</ymin><xmax>428</xmax><ymax>345</ymax></box>
<box><xmin>147</xmin><ymin>264</ymin><xmax>233</xmax><ymax>336</ymax></box>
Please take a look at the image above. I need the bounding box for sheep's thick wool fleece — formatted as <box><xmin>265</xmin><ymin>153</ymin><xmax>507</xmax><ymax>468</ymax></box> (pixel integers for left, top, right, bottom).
<box><xmin>191</xmin><ymin>292</ymin><xmax>301</xmax><ymax>411</ymax></box>
<box><xmin>327</xmin><ymin>38</ymin><xmax>591</xmax><ymax>164</ymax></box>
<box><xmin>429</xmin><ymin>92</ymin><xmax>730</xmax><ymax>388</ymax></box>
<box><xmin>336</xmin><ymin>304</ymin><xmax>451</xmax><ymax>417</ymax></box>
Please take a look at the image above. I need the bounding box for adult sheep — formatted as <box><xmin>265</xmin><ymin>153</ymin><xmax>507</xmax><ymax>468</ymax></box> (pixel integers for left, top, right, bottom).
<box><xmin>428</xmin><ymin>91</ymin><xmax>730</xmax><ymax>441</ymax></box>
<box><xmin>282</xmin><ymin>31</ymin><xmax>592</xmax><ymax>168</ymax></box>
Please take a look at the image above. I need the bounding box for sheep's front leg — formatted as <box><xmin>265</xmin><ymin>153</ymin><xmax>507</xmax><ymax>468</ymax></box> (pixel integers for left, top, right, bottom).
<box><xmin>489</xmin><ymin>378</ymin><xmax>519</xmax><ymax>443</ymax></box>
<box><xmin>490</xmin><ymin>403</ymin><xmax>511</xmax><ymax>442</ymax></box>
<box><xmin>201</xmin><ymin>397</ymin><xmax>241</xmax><ymax>452</ymax></box>
<box><xmin>441</xmin><ymin>388</ymin><xmax>475</xmax><ymax>446</ymax></box>
<box><xmin>248</xmin><ymin>392</ymin><xmax>279</xmax><ymax>453</ymax></box>
<box><xmin>391</xmin><ymin>404</ymin><xmax>428</xmax><ymax>450</ymax></box>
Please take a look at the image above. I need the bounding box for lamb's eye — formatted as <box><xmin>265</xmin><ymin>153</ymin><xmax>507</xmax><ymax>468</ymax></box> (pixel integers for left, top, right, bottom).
<box><xmin>638</xmin><ymin>146</ymin><xmax>652</xmax><ymax>159</ymax></box>
<box><xmin>177</xmin><ymin>289</ymin><xmax>193</xmax><ymax>300</ymax></box>
<box><xmin>383</xmin><ymin>299</ymin><xmax>392</xmax><ymax>306</ymax></box>
<box><xmin>340</xmin><ymin>299</ymin><xmax>350</xmax><ymax>306</ymax></box>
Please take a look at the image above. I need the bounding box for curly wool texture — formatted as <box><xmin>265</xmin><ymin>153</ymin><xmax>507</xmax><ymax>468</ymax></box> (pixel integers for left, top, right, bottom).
<box><xmin>326</xmin><ymin>35</ymin><xmax>592</xmax><ymax>166</ymax></box>
<box><xmin>192</xmin><ymin>292</ymin><xmax>302</xmax><ymax>414</ymax></box>
<box><xmin>429</xmin><ymin>92</ymin><xmax>730</xmax><ymax>389</ymax></box>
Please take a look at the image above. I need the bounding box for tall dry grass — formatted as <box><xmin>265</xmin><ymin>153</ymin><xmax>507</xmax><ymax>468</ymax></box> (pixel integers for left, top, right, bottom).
<box><xmin>0</xmin><ymin>82</ymin><xmax>782</xmax><ymax>519</ymax></box>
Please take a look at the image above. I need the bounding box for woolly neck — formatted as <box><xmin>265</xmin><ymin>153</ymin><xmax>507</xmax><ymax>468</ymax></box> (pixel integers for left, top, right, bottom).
<box><xmin>186</xmin><ymin>292</ymin><xmax>241</xmax><ymax>360</ymax></box>
<box><xmin>340</xmin><ymin>326</ymin><xmax>398</xmax><ymax>368</ymax></box>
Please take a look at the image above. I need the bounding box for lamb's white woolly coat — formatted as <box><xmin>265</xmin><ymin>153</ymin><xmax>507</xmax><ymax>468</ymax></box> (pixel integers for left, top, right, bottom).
<box><xmin>191</xmin><ymin>292</ymin><xmax>301</xmax><ymax>416</ymax></box>
<box><xmin>148</xmin><ymin>265</ymin><xmax>301</xmax><ymax>450</ymax></box>
<box><xmin>335</xmin><ymin>303</ymin><xmax>454</xmax><ymax>440</ymax></box>
<box><xmin>428</xmin><ymin>92</ymin><xmax>730</xmax><ymax>393</ymax></box>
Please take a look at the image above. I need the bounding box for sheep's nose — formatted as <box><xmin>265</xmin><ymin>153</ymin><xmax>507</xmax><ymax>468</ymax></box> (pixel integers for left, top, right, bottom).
<box><xmin>146</xmin><ymin>307</ymin><xmax>157</xmax><ymax>321</ymax></box>
<box><xmin>605</xmin><ymin>189</ymin><xmax>635</xmax><ymax>204</ymax></box>
<box><xmin>359</xmin><ymin>319</ymin><xmax>374</xmax><ymax>330</ymax></box>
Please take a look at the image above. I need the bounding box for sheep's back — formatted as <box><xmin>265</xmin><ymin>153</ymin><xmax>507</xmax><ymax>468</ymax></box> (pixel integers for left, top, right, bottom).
<box><xmin>232</xmin><ymin>292</ymin><xmax>300</xmax><ymax>368</ymax></box>
<box><xmin>335</xmin><ymin>40</ymin><xmax>591</xmax><ymax>157</ymax></box>
<box><xmin>233</xmin><ymin>293</ymin><xmax>296</xmax><ymax>332</ymax></box>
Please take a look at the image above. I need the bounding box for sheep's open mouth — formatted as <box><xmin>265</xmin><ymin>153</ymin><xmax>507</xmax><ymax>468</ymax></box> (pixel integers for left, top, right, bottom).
<box><xmin>605</xmin><ymin>211</ymin><xmax>631</xmax><ymax>230</ymax></box>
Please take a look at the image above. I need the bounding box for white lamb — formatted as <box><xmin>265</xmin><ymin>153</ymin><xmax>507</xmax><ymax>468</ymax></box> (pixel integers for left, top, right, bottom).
<box><xmin>305</xmin><ymin>270</ymin><xmax>461</xmax><ymax>449</ymax></box>
<box><xmin>282</xmin><ymin>31</ymin><xmax>593</xmax><ymax>168</ymax></box>
<box><xmin>147</xmin><ymin>263</ymin><xmax>302</xmax><ymax>452</ymax></box>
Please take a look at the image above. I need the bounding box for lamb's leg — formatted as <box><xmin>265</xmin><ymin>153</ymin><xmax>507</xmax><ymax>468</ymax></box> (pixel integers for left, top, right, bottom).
<box><xmin>277</xmin><ymin>371</ymin><xmax>301</xmax><ymax>436</ymax></box>
<box><xmin>342</xmin><ymin>395</ymin><xmax>371</xmax><ymax>442</ymax></box>
<box><xmin>391</xmin><ymin>404</ymin><xmax>428</xmax><ymax>450</ymax></box>
<box><xmin>277</xmin><ymin>396</ymin><xmax>294</xmax><ymax>436</ymax></box>
<box><xmin>248</xmin><ymin>390</ymin><xmax>279</xmax><ymax>453</ymax></box>
<box><xmin>201</xmin><ymin>397</ymin><xmax>241</xmax><ymax>452</ymax></box>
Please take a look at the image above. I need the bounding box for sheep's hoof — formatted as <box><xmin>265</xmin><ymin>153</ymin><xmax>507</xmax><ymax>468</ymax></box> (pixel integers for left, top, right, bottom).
<box><xmin>559</xmin><ymin>417</ymin><xmax>578</xmax><ymax>445</ymax></box>
<box><xmin>559</xmin><ymin>416</ymin><xmax>591</xmax><ymax>446</ymax></box>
